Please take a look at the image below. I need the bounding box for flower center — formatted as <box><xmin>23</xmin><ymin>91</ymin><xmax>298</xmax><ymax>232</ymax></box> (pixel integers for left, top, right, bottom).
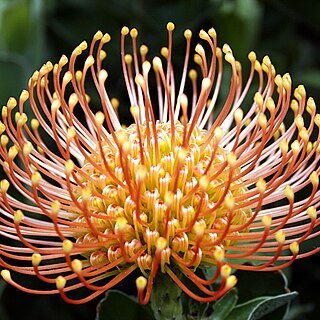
<box><xmin>73</xmin><ymin>121</ymin><xmax>251</xmax><ymax>271</ymax></box>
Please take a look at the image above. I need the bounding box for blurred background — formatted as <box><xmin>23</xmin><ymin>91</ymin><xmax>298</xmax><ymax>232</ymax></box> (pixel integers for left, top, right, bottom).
<box><xmin>0</xmin><ymin>0</ymin><xmax>320</xmax><ymax>319</ymax></box>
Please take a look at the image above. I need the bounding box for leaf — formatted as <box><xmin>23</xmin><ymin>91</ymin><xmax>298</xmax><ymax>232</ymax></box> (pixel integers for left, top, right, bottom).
<box><xmin>235</xmin><ymin>269</ymin><xmax>289</xmax><ymax>303</ymax></box>
<box><xmin>212</xmin><ymin>288</ymin><xmax>238</xmax><ymax>320</ymax></box>
<box><xmin>225</xmin><ymin>292</ymin><xmax>298</xmax><ymax>320</ymax></box>
<box><xmin>1</xmin><ymin>0</ymin><xmax>32</xmax><ymax>53</ymax></box>
<box><xmin>231</xmin><ymin>268</ymin><xmax>297</xmax><ymax>319</ymax></box>
<box><xmin>96</xmin><ymin>290</ymin><xmax>153</xmax><ymax>320</ymax></box>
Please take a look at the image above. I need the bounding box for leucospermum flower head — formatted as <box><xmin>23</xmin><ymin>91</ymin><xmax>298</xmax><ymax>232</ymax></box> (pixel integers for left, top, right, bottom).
<box><xmin>0</xmin><ymin>22</ymin><xmax>319</xmax><ymax>304</ymax></box>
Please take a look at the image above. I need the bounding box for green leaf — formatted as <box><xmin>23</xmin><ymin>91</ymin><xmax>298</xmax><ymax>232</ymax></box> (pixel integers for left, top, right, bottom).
<box><xmin>225</xmin><ymin>292</ymin><xmax>298</xmax><ymax>320</ymax></box>
<box><xmin>1</xmin><ymin>0</ymin><xmax>32</xmax><ymax>53</ymax></box>
<box><xmin>96</xmin><ymin>290</ymin><xmax>153</xmax><ymax>320</ymax></box>
<box><xmin>212</xmin><ymin>288</ymin><xmax>238</xmax><ymax>320</ymax></box>
<box><xmin>235</xmin><ymin>269</ymin><xmax>289</xmax><ymax>303</ymax></box>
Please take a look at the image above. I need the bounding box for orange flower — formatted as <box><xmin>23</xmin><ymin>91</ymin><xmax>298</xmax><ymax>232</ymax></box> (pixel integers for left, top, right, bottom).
<box><xmin>0</xmin><ymin>23</ymin><xmax>319</xmax><ymax>304</ymax></box>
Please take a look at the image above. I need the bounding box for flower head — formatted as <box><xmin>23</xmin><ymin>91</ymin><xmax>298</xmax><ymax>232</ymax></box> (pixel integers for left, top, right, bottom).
<box><xmin>0</xmin><ymin>23</ymin><xmax>319</xmax><ymax>304</ymax></box>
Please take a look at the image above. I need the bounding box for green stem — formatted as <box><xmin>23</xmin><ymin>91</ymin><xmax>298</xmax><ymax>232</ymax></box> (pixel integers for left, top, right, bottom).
<box><xmin>150</xmin><ymin>272</ymin><xmax>184</xmax><ymax>320</ymax></box>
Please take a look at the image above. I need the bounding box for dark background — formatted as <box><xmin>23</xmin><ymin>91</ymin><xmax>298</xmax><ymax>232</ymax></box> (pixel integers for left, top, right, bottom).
<box><xmin>0</xmin><ymin>0</ymin><xmax>320</xmax><ymax>319</ymax></box>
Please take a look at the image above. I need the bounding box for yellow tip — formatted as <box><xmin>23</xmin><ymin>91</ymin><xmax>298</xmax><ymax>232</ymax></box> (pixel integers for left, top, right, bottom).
<box><xmin>98</xmin><ymin>69</ymin><xmax>108</xmax><ymax>83</ymax></box>
<box><xmin>307</xmin><ymin>206</ymin><xmax>317</xmax><ymax>220</ymax></box>
<box><xmin>111</xmin><ymin>98</ymin><xmax>119</xmax><ymax>110</ymax></box>
<box><xmin>130</xmin><ymin>105</ymin><xmax>140</xmax><ymax>118</ymax></box>
<box><xmin>279</xmin><ymin>139</ymin><xmax>288</xmax><ymax>154</ymax></box>
<box><xmin>19</xmin><ymin>90</ymin><xmax>29</xmax><ymax>104</ymax></box>
<box><xmin>315</xmin><ymin>114</ymin><xmax>320</xmax><ymax>127</ymax></box>
<box><xmin>166</xmin><ymin>22</ymin><xmax>175</xmax><ymax>31</ymax></box>
<box><xmin>248</xmin><ymin>51</ymin><xmax>256</xmax><ymax>62</ymax></box>
<box><xmin>130</xmin><ymin>28</ymin><xmax>138</xmax><ymax>38</ymax></box>
<box><xmin>221</xmin><ymin>265</ymin><xmax>232</xmax><ymax>278</ymax></box>
<box><xmin>64</xmin><ymin>160</ymin><xmax>75</xmax><ymax>176</ymax></box>
<box><xmin>224</xmin><ymin>195</ymin><xmax>235</xmax><ymax>210</ymax></box>
<box><xmin>17</xmin><ymin>113</ymin><xmax>28</xmax><ymax>127</ymax></box>
<box><xmin>208</xmin><ymin>28</ymin><xmax>216</xmax><ymax>39</ymax></box>
<box><xmin>67</xmin><ymin>127</ymin><xmax>76</xmax><ymax>141</ymax></box>
<box><xmin>193</xmin><ymin>220</ymin><xmax>206</xmax><ymax>237</ymax></box>
<box><xmin>71</xmin><ymin>259</ymin><xmax>83</xmax><ymax>273</ymax></box>
<box><xmin>225</xmin><ymin>52</ymin><xmax>235</xmax><ymax>64</ymax></box>
<box><xmin>156</xmin><ymin>237</ymin><xmax>167</xmax><ymax>250</ymax></box>
<box><xmin>1</xmin><ymin>270</ymin><xmax>11</xmax><ymax>282</ymax></box>
<box><xmin>199</xmin><ymin>175</ymin><xmax>209</xmax><ymax>191</ymax></box>
<box><xmin>195</xmin><ymin>43</ymin><xmax>205</xmax><ymax>56</ymax></box>
<box><xmin>8</xmin><ymin>145</ymin><xmax>19</xmax><ymax>160</ymax></box>
<box><xmin>23</xmin><ymin>142</ymin><xmax>33</xmax><ymax>156</ymax></box>
<box><xmin>234</xmin><ymin>108</ymin><xmax>243</xmax><ymax>123</ymax></box>
<box><xmin>31</xmin><ymin>172</ymin><xmax>42</xmax><ymax>186</ymax></box>
<box><xmin>262</xmin><ymin>215</ymin><xmax>272</xmax><ymax>228</ymax></box>
<box><xmin>258</xmin><ymin>113</ymin><xmax>267</xmax><ymax>129</ymax></box>
<box><xmin>85</xmin><ymin>56</ymin><xmax>95</xmax><ymax>68</ymax></box>
<box><xmin>294</xmin><ymin>115</ymin><xmax>304</xmax><ymax>130</ymax></box>
<box><xmin>225</xmin><ymin>275</ymin><xmax>237</xmax><ymax>289</ymax></box>
<box><xmin>284</xmin><ymin>185</ymin><xmax>294</xmax><ymax>201</ymax></box>
<box><xmin>275</xmin><ymin>230</ymin><xmax>286</xmax><ymax>244</ymax></box>
<box><xmin>164</xmin><ymin>191</ymin><xmax>174</xmax><ymax>207</ymax></box>
<box><xmin>310</xmin><ymin>171</ymin><xmax>319</xmax><ymax>186</ymax></box>
<box><xmin>95</xmin><ymin>111</ymin><xmax>105</xmax><ymax>126</ymax></box>
<box><xmin>256</xmin><ymin>178</ymin><xmax>266</xmax><ymax>194</ymax></box>
<box><xmin>14</xmin><ymin>210</ymin><xmax>24</xmax><ymax>224</ymax></box>
<box><xmin>0</xmin><ymin>121</ymin><xmax>5</xmax><ymax>135</ymax></box>
<box><xmin>188</xmin><ymin>69</ymin><xmax>197</xmax><ymax>80</ymax></box>
<box><xmin>0</xmin><ymin>179</ymin><xmax>10</xmax><ymax>192</ymax></box>
<box><xmin>266</xmin><ymin>97</ymin><xmax>275</xmax><ymax>111</ymax></box>
<box><xmin>201</xmin><ymin>77</ymin><xmax>211</xmax><ymax>91</ymax></box>
<box><xmin>0</xmin><ymin>135</ymin><xmax>9</xmax><ymax>147</ymax></box>
<box><xmin>51</xmin><ymin>200</ymin><xmax>61</xmax><ymax>215</ymax></box>
<box><xmin>32</xmin><ymin>253</ymin><xmax>42</xmax><ymax>266</ymax></box>
<box><xmin>226</xmin><ymin>152</ymin><xmax>237</xmax><ymax>167</ymax></box>
<box><xmin>94</xmin><ymin>30</ymin><xmax>103</xmax><ymax>40</ymax></box>
<box><xmin>140</xmin><ymin>45</ymin><xmax>149</xmax><ymax>56</ymax></box>
<box><xmin>81</xmin><ymin>188</ymin><xmax>91</xmax><ymax>202</ymax></box>
<box><xmin>135</xmin><ymin>74</ymin><xmax>145</xmax><ymax>87</ymax></box>
<box><xmin>56</xmin><ymin>276</ymin><xmax>66</xmax><ymax>290</ymax></box>
<box><xmin>121</xmin><ymin>26</ymin><xmax>129</xmax><ymax>35</ymax></box>
<box><xmin>291</xmin><ymin>140</ymin><xmax>300</xmax><ymax>154</ymax></box>
<box><xmin>136</xmin><ymin>276</ymin><xmax>147</xmax><ymax>291</ymax></box>
<box><xmin>62</xmin><ymin>239</ymin><xmax>73</xmax><ymax>253</ymax></box>
<box><xmin>115</xmin><ymin>217</ymin><xmax>128</xmax><ymax>231</ymax></box>
<box><xmin>213</xmin><ymin>247</ymin><xmax>225</xmax><ymax>262</ymax></box>
<box><xmin>152</xmin><ymin>57</ymin><xmax>163</xmax><ymax>72</ymax></box>
<box><xmin>136</xmin><ymin>165</ymin><xmax>148</xmax><ymax>182</ymax></box>
<box><xmin>101</xmin><ymin>33</ymin><xmax>111</xmax><ymax>43</ymax></box>
<box><xmin>214</xmin><ymin>126</ymin><xmax>223</xmax><ymax>141</ymax></box>
<box><xmin>306</xmin><ymin>97</ymin><xmax>316</xmax><ymax>114</ymax></box>
<box><xmin>161</xmin><ymin>47</ymin><xmax>169</xmax><ymax>58</ymax></box>
<box><xmin>289</xmin><ymin>241</ymin><xmax>299</xmax><ymax>255</ymax></box>
<box><xmin>7</xmin><ymin>97</ymin><xmax>17</xmax><ymax>110</ymax></box>
<box><xmin>184</xmin><ymin>29</ymin><xmax>192</xmax><ymax>39</ymax></box>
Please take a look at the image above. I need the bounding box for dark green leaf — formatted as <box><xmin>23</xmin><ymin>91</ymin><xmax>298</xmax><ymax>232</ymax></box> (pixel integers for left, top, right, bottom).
<box><xmin>212</xmin><ymin>288</ymin><xmax>238</xmax><ymax>320</ymax></box>
<box><xmin>96</xmin><ymin>290</ymin><xmax>153</xmax><ymax>320</ymax></box>
<box><xmin>1</xmin><ymin>0</ymin><xmax>32</xmax><ymax>53</ymax></box>
<box><xmin>236</xmin><ymin>269</ymin><xmax>288</xmax><ymax>303</ymax></box>
<box><xmin>225</xmin><ymin>292</ymin><xmax>298</xmax><ymax>320</ymax></box>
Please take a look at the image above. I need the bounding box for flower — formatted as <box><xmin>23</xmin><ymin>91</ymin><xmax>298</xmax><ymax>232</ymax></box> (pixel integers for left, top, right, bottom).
<box><xmin>0</xmin><ymin>22</ymin><xmax>319</xmax><ymax>305</ymax></box>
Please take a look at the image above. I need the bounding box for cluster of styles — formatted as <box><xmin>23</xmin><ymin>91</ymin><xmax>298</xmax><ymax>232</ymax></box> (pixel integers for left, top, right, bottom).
<box><xmin>0</xmin><ymin>23</ymin><xmax>319</xmax><ymax>304</ymax></box>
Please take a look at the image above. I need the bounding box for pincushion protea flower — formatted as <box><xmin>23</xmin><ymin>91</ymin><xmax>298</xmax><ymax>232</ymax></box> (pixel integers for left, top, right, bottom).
<box><xmin>0</xmin><ymin>22</ymin><xmax>319</xmax><ymax>306</ymax></box>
